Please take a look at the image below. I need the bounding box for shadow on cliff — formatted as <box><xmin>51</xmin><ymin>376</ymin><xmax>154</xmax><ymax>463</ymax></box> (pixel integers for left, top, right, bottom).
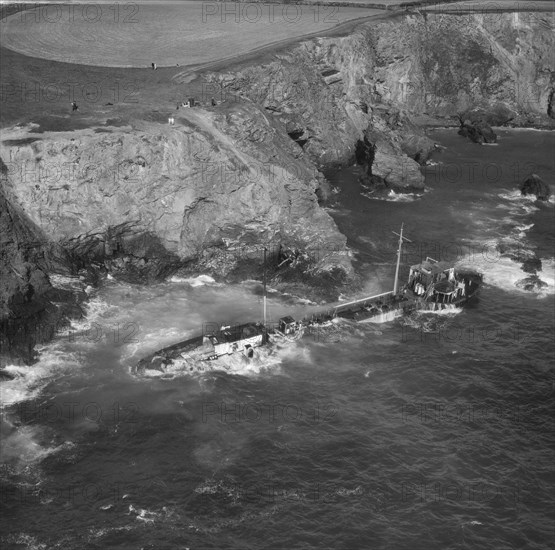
<box><xmin>0</xmin><ymin>181</ymin><xmax>86</xmax><ymax>366</ymax></box>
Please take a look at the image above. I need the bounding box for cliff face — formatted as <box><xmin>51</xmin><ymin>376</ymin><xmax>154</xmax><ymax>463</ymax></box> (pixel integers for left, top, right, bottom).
<box><xmin>371</xmin><ymin>12</ymin><xmax>554</xmax><ymax>120</ymax></box>
<box><xmin>0</xmin><ymin>101</ymin><xmax>350</xmax><ymax>283</ymax></box>
<box><xmin>204</xmin><ymin>11</ymin><xmax>553</xmax><ymax>177</ymax></box>
<box><xmin>0</xmin><ymin>179</ymin><xmax>85</xmax><ymax>365</ymax></box>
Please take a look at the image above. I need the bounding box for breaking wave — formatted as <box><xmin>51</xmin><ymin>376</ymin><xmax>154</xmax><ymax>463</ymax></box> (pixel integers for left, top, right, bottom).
<box><xmin>135</xmin><ymin>336</ymin><xmax>307</xmax><ymax>380</ymax></box>
<box><xmin>498</xmin><ymin>188</ymin><xmax>555</xmax><ymax>207</ymax></box>
<box><xmin>362</xmin><ymin>189</ymin><xmax>423</xmax><ymax>202</ymax></box>
<box><xmin>456</xmin><ymin>252</ymin><xmax>554</xmax><ymax>297</ymax></box>
<box><xmin>168</xmin><ymin>274</ymin><xmax>218</xmax><ymax>286</ymax></box>
<box><xmin>0</xmin><ymin>346</ymin><xmax>83</xmax><ymax>407</ymax></box>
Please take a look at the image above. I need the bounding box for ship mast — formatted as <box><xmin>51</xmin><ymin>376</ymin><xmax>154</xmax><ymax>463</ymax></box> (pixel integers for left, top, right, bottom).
<box><xmin>392</xmin><ymin>224</ymin><xmax>411</xmax><ymax>295</ymax></box>
<box><xmin>263</xmin><ymin>247</ymin><xmax>267</xmax><ymax>328</ymax></box>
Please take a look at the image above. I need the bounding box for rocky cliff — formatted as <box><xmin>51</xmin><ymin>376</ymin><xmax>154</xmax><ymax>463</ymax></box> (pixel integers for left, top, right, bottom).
<box><xmin>1</xmin><ymin>101</ymin><xmax>348</xmax><ymax>272</ymax></box>
<box><xmin>1</xmin><ymin>10</ymin><xmax>553</xmax><ymax>363</ymax></box>
<box><xmin>204</xmin><ymin>11</ymin><xmax>553</xmax><ymax>175</ymax></box>
<box><xmin>0</xmin><ymin>174</ymin><xmax>86</xmax><ymax>365</ymax></box>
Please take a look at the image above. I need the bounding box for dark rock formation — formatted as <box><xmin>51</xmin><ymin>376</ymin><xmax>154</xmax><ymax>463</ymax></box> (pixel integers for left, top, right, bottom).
<box><xmin>520</xmin><ymin>174</ymin><xmax>551</xmax><ymax>201</ymax></box>
<box><xmin>366</xmin><ymin>13</ymin><xmax>554</xmax><ymax>124</ymax></box>
<box><xmin>63</xmin><ymin>224</ymin><xmax>185</xmax><ymax>284</ymax></box>
<box><xmin>354</xmin><ymin>131</ymin><xmax>425</xmax><ymax>192</ymax></box>
<box><xmin>458</xmin><ymin>119</ymin><xmax>498</xmax><ymax>144</ymax></box>
<box><xmin>0</xmin><ymin>369</ymin><xmax>15</xmax><ymax>381</ymax></box>
<box><xmin>521</xmin><ymin>256</ymin><xmax>543</xmax><ymax>274</ymax></box>
<box><xmin>459</xmin><ymin>106</ymin><xmax>516</xmax><ymax>127</ymax></box>
<box><xmin>401</xmin><ymin>134</ymin><xmax>437</xmax><ymax>165</ymax></box>
<box><xmin>516</xmin><ymin>275</ymin><xmax>548</xmax><ymax>292</ymax></box>
<box><xmin>0</xmin><ymin>186</ymin><xmax>86</xmax><ymax>365</ymax></box>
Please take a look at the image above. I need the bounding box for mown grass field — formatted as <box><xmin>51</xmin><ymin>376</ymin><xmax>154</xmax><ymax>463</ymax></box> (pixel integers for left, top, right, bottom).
<box><xmin>0</xmin><ymin>2</ymin><xmax>382</xmax><ymax>68</ymax></box>
<box><xmin>0</xmin><ymin>0</ymin><xmax>551</xmax><ymax>129</ymax></box>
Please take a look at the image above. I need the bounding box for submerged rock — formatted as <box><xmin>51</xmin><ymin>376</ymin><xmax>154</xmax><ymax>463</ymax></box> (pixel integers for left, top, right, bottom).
<box><xmin>520</xmin><ymin>174</ymin><xmax>551</xmax><ymax>201</ymax></box>
<box><xmin>521</xmin><ymin>257</ymin><xmax>542</xmax><ymax>274</ymax></box>
<box><xmin>0</xmin><ymin>369</ymin><xmax>15</xmax><ymax>381</ymax></box>
<box><xmin>516</xmin><ymin>275</ymin><xmax>548</xmax><ymax>292</ymax></box>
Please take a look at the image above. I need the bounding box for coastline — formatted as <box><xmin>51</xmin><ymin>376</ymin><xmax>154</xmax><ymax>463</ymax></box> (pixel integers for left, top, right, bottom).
<box><xmin>1</xmin><ymin>4</ymin><xmax>554</xmax><ymax>364</ymax></box>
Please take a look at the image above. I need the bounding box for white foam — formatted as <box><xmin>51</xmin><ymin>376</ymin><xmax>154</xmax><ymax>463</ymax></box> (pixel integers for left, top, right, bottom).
<box><xmin>169</xmin><ymin>274</ymin><xmax>217</xmax><ymax>286</ymax></box>
<box><xmin>122</xmin><ymin>326</ymin><xmax>195</xmax><ymax>364</ymax></box>
<box><xmin>498</xmin><ymin>188</ymin><xmax>553</xmax><ymax>210</ymax></box>
<box><xmin>63</xmin><ymin>296</ymin><xmax>116</xmax><ymax>335</ymax></box>
<box><xmin>1</xmin><ymin>533</ymin><xmax>47</xmax><ymax>550</ymax></box>
<box><xmin>537</xmin><ymin>257</ymin><xmax>555</xmax><ymax>296</ymax></box>
<box><xmin>415</xmin><ymin>306</ymin><xmax>463</xmax><ymax>317</ymax></box>
<box><xmin>0</xmin><ymin>424</ymin><xmax>66</xmax><ymax>466</ymax></box>
<box><xmin>456</xmin><ymin>253</ymin><xmax>554</xmax><ymax>296</ymax></box>
<box><xmin>0</xmin><ymin>347</ymin><xmax>82</xmax><ymax>407</ymax></box>
<box><xmin>362</xmin><ymin>189</ymin><xmax>422</xmax><ymax>202</ymax></box>
<box><xmin>515</xmin><ymin>223</ymin><xmax>534</xmax><ymax>237</ymax></box>
<box><xmin>136</xmin><ymin>337</ymin><xmax>304</xmax><ymax>380</ymax></box>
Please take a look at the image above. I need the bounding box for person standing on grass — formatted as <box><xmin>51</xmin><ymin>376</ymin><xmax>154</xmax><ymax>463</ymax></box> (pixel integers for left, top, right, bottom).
<box><xmin>71</xmin><ymin>102</ymin><xmax>78</xmax><ymax>112</ymax></box>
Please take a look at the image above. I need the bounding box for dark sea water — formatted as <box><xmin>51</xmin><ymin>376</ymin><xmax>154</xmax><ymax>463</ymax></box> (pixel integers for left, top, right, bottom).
<box><xmin>1</xmin><ymin>129</ymin><xmax>554</xmax><ymax>550</ymax></box>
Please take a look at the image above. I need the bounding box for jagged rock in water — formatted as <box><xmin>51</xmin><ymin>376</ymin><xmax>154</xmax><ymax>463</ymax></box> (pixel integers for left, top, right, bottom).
<box><xmin>521</xmin><ymin>257</ymin><xmax>542</xmax><ymax>274</ymax></box>
<box><xmin>458</xmin><ymin>120</ymin><xmax>497</xmax><ymax>144</ymax></box>
<box><xmin>460</xmin><ymin>106</ymin><xmax>516</xmax><ymax>127</ymax></box>
<box><xmin>355</xmin><ymin>133</ymin><xmax>425</xmax><ymax>192</ymax></box>
<box><xmin>520</xmin><ymin>174</ymin><xmax>551</xmax><ymax>201</ymax></box>
<box><xmin>401</xmin><ymin>134</ymin><xmax>437</xmax><ymax>165</ymax></box>
<box><xmin>516</xmin><ymin>275</ymin><xmax>548</xmax><ymax>292</ymax></box>
<box><xmin>64</xmin><ymin>225</ymin><xmax>185</xmax><ymax>284</ymax></box>
<box><xmin>0</xmin><ymin>369</ymin><xmax>15</xmax><ymax>381</ymax></box>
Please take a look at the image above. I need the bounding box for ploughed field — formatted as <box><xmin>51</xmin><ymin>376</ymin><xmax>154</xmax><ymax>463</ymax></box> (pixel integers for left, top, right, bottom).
<box><xmin>0</xmin><ymin>2</ymin><xmax>381</xmax><ymax>68</ymax></box>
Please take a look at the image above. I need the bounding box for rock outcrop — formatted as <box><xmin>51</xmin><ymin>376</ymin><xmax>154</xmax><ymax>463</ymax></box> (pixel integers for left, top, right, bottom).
<box><xmin>458</xmin><ymin>119</ymin><xmax>498</xmax><ymax>144</ymax></box>
<box><xmin>366</xmin><ymin>11</ymin><xmax>554</xmax><ymax>123</ymax></box>
<box><xmin>0</xmin><ymin>184</ymin><xmax>86</xmax><ymax>365</ymax></box>
<box><xmin>354</xmin><ymin>131</ymin><xmax>426</xmax><ymax>192</ymax></box>
<box><xmin>0</xmin><ymin>103</ymin><xmax>352</xmax><ymax>284</ymax></box>
<box><xmin>203</xmin><ymin>10</ymin><xmax>553</xmax><ymax>185</ymax></box>
<box><xmin>520</xmin><ymin>173</ymin><xmax>552</xmax><ymax>201</ymax></box>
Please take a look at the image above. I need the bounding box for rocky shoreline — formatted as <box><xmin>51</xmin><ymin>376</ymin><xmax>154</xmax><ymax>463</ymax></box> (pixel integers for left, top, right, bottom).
<box><xmin>1</xmin><ymin>8</ymin><xmax>553</xmax><ymax>364</ymax></box>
